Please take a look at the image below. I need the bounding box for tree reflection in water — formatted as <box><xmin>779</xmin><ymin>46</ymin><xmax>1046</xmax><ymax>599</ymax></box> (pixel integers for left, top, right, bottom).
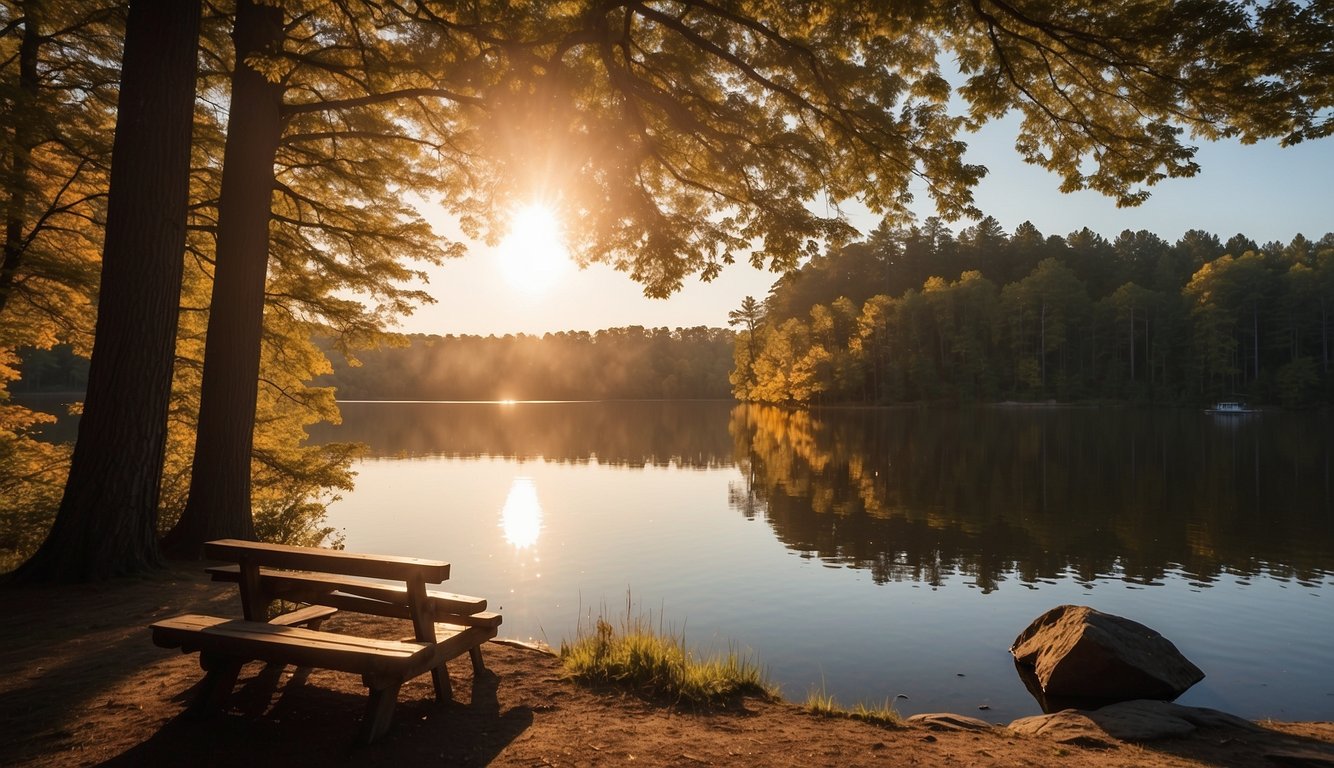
<box><xmin>727</xmin><ymin>404</ymin><xmax>1334</xmax><ymax>591</ymax></box>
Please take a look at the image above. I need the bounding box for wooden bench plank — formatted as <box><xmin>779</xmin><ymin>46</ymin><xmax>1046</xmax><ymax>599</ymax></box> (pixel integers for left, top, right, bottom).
<box><xmin>268</xmin><ymin>604</ymin><xmax>338</xmax><ymax>628</ymax></box>
<box><xmin>430</xmin><ymin>623</ymin><xmax>499</xmax><ymax>660</ymax></box>
<box><xmin>204</xmin><ymin>539</ymin><xmax>450</xmax><ymax>583</ymax></box>
<box><xmin>310</xmin><ymin>592</ymin><xmax>503</xmax><ymax>629</ymax></box>
<box><xmin>151</xmin><ymin>614</ymin><xmax>440</xmax><ymax>679</ymax></box>
<box><xmin>205</xmin><ymin>564</ymin><xmax>486</xmax><ymax>615</ymax></box>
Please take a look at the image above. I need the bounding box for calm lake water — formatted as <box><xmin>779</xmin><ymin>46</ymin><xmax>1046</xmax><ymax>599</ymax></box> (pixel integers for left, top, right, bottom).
<box><xmin>312</xmin><ymin>401</ymin><xmax>1334</xmax><ymax>722</ymax></box>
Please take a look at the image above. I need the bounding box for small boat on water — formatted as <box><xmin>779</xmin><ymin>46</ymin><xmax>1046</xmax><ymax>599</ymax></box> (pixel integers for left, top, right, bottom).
<box><xmin>1204</xmin><ymin>401</ymin><xmax>1258</xmax><ymax>415</ymax></box>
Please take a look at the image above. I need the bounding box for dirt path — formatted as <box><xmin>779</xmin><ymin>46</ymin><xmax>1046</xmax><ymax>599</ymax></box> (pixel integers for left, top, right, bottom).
<box><xmin>2</xmin><ymin>566</ymin><xmax>1332</xmax><ymax>767</ymax></box>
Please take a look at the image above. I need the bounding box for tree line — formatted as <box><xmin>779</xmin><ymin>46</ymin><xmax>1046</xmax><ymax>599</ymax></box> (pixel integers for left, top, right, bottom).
<box><xmin>319</xmin><ymin>328</ymin><xmax>733</xmax><ymax>401</ymax></box>
<box><xmin>2</xmin><ymin>0</ymin><xmax>1329</xmax><ymax>580</ymax></box>
<box><xmin>730</xmin><ymin>220</ymin><xmax>1334</xmax><ymax>407</ymax></box>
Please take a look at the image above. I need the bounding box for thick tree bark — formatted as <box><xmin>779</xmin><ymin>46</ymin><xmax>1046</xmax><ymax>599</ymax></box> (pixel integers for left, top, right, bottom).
<box><xmin>163</xmin><ymin>0</ymin><xmax>284</xmax><ymax>558</ymax></box>
<box><xmin>11</xmin><ymin>0</ymin><xmax>201</xmax><ymax>582</ymax></box>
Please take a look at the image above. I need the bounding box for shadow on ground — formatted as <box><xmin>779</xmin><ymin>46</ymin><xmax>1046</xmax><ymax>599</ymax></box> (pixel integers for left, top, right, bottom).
<box><xmin>99</xmin><ymin>663</ymin><xmax>533</xmax><ymax>767</ymax></box>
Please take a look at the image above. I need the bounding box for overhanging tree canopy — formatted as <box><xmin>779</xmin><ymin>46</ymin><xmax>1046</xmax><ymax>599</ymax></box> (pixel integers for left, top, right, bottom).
<box><xmin>401</xmin><ymin>0</ymin><xmax>1330</xmax><ymax>295</ymax></box>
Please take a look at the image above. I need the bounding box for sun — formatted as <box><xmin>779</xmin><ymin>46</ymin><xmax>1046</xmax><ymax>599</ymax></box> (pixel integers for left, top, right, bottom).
<box><xmin>496</xmin><ymin>203</ymin><xmax>571</xmax><ymax>292</ymax></box>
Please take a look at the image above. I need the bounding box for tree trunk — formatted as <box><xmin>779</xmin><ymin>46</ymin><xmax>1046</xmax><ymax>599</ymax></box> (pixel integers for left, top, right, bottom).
<box><xmin>11</xmin><ymin>0</ymin><xmax>201</xmax><ymax>582</ymax></box>
<box><xmin>0</xmin><ymin>10</ymin><xmax>41</xmax><ymax>317</ymax></box>
<box><xmin>1252</xmin><ymin>303</ymin><xmax>1259</xmax><ymax>383</ymax></box>
<box><xmin>1145</xmin><ymin>315</ymin><xmax>1152</xmax><ymax>386</ymax></box>
<box><xmin>1039</xmin><ymin>299</ymin><xmax>1047</xmax><ymax>390</ymax></box>
<box><xmin>1129</xmin><ymin>303</ymin><xmax>1135</xmax><ymax>382</ymax></box>
<box><xmin>163</xmin><ymin>0</ymin><xmax>284</xmax><ymax>558</ymax></box>
<box><xmin>1322</xmin><ymin>299</ymin><xmax>1328</xmax><ymax>374</ymax></box>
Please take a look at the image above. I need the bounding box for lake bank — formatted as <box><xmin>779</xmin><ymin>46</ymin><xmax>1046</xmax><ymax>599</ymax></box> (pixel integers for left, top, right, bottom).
<box><xmin>2</xmin><ymin>565</ymin><xmax>1332</xmax><ymax>767</ymax></box>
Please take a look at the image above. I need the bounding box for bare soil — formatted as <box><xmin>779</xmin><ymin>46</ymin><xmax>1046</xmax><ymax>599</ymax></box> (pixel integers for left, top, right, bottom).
<box><xmin>2</xmin><ymin>565</ymin><xmax>1332</xmax><ymax>767</ymax></box>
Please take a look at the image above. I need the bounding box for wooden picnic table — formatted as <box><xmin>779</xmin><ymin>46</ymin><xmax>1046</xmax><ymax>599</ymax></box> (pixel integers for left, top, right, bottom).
<box><xmin>151</xmin><ymin>538</ymin><xmax>502</xmax><ymax>744</ymax></box>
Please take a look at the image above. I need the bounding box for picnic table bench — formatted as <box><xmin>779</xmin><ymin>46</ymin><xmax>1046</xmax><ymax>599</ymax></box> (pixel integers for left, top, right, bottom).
<box><xmin>150</xmin><ymin>538</ymin><xmax>501</xmax><ymax>744</ymax></box>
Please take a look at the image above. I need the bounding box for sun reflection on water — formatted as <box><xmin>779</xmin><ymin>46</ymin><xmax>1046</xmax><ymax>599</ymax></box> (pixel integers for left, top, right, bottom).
<box><xmin>500</xmin><ymin>476</ymin><xmax>543</xmax><ymax>549</ymax></box>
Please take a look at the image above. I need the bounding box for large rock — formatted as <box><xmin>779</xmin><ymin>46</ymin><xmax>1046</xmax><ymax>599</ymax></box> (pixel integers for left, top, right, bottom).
<box><xmin>1011</xmin><ymin>605</ymin><xmax>1204</xmax><ymax>703</ymax></box>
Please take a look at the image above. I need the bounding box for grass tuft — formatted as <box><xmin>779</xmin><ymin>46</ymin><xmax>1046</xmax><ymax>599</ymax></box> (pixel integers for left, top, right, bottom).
<box><xmin>559</xmin><ymin>605</ymin><xmax>775</xmax><ymax>706</ymax></box>
<box><xmin>850</xmin><ymin>699</ymin><xmax>904</xmax><ymax>727</ymax></box>
<box><xmin>803</xmin><ymin>685</ymin><xmax>841</xmax><ymax>717</ymax></box>
<box><xmin>804</xmin><ymin>682</ymin><xmax>903</xmax><ymax>728</ymax></box>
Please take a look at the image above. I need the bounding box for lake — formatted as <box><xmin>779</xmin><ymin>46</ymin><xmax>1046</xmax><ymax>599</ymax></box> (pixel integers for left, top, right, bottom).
<box><xmin>311</xmin><ymin>400</ymin><xmax>1334</xmax><ymax>722</ymax></box>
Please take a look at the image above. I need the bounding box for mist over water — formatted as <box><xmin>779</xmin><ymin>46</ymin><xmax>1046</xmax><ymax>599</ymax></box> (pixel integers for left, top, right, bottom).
<box><xmin>315</xmin><ymin>401</ymin><xmax>1334</xmax><ymax>721</ymax></box>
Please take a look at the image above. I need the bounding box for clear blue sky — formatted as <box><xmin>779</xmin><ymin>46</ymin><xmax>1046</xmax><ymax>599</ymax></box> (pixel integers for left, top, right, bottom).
<box><xmin>403</xmin><ymin>118</ymin><xmax>1333</xmax><ymax>337</ymax></box>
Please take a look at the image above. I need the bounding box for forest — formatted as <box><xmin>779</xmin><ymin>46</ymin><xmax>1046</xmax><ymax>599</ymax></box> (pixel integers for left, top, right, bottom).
<box><xmin>2</xmin><ymin>0</ymin><xmax>1330</xmax><ymax>580</ymax></box>
<box><xmin>730</xmin><ymin>220</ymin><xmax>1334</xmax><ymax>407</ymax></box>
<box><xmin>317</xmin><ymin>327</ymin><xmax>734</xmax><ymax>400</ymax></box>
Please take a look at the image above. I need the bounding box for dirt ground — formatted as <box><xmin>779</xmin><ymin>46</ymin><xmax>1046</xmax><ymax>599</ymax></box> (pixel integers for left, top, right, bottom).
<box><xmin>2</xmin><ymin>565</ymin><xmax>1332</xmax><ymax>767</ymax></box>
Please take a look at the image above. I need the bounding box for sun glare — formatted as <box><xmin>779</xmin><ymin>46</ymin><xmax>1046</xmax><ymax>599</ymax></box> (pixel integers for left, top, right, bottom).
<box><xmin>496</xmin><ymin>203</ymin><xmax>571</xmax><ymax>292</ymax></box>
<box><xmin>500</xmin><ymin>476</ymin><xmax>543</xmax><ymax>549</ymax></box>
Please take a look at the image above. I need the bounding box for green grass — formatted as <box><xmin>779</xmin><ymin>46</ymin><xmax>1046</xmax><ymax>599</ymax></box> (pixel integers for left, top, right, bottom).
<box><xmin>559</xmin><ymin>606</ymin><xmax>776</xmax><ymax>706</ymax></box>
<box><xmin>803</xmin><ymin>685</ymin><xmax>841</xmax><ymax>716</ymax></box>
<box><xmin>803</xmin><ymin>683</ymin><xmax>904</xmax><ymax>728</ymax></box>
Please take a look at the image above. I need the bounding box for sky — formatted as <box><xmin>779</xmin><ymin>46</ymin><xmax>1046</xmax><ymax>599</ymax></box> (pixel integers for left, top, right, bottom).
<box><xmin>400</xmin><ymin>115</ymin><xmax>1334</xmax><ymax>337</ymax></box>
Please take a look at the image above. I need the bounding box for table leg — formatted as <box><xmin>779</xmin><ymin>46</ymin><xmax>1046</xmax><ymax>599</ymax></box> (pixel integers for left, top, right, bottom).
<box><xmin>190</xmin><ymin>652</ymin><xmax>242</xmax><ymax>715</ymax></box>
<box><xmin>358</xmin><ymin>680</ymin><xmax>402</xmax><ymax>745</ymax></box>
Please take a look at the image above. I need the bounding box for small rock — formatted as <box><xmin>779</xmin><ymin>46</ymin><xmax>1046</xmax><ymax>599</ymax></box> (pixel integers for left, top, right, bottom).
<box><xmin>906</xmin><ymin>713</ymin><xmax>996</xmax><ymax>733</ymax></box>
<box><xmin>1265</xmin><ymin>748</ymin><xmax>1334</xmax><ymax>767</ymax></box>
<box><xmin>1008</xmin><ymin>711</ymin><xmax>1117</xmax><ymax>749</ymax></box>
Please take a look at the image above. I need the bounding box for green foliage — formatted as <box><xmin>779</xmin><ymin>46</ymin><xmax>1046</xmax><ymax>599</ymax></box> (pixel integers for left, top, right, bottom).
<box><xmin>736</xmin><ymin>222</ymin><xmax>1334</xmax><ymax>406</ymax></box>
<box><xmin>320</xmin><ymin>327</ymin><xmax>735</xmax><ymax>400</ymax></box>
<box><xmin>560</xmin><ymin>606</ymin><xmax>774</xmax><ymax>706</ymax></box>
<box><xmin>1276</xmin><ymin>357</ymin><xmax>1320</xmax><ymax>409</ymax></box>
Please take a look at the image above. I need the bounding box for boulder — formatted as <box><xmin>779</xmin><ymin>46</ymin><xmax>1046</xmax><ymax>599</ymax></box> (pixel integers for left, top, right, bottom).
<box><xmin>1011</xmin><ymin>605</ymin><xmax>1203</xmax><ymax>703</ymax></box>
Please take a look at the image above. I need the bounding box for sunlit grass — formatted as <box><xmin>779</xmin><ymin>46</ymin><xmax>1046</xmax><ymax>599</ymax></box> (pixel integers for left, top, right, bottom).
<box><xmin>804</xmin><ymin>684</ymin><xmax>841</xmax><ymax>716</ymax></box>
<box><xmin>560</xmin><ymin>602</ymin><xmax>775</xmax><ymax>706</ymax></box>
<box><xmin>803</xmin><ymin>682</ymin><xmax>903</xmax><ymax>728</ymax></box>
